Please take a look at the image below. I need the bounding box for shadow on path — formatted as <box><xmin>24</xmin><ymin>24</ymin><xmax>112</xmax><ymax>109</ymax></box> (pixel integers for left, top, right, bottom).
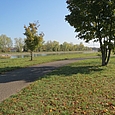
<box><xmin>0</xmin><ymin>66</ymin><xmax>57</xmax><ymax>83</ymax></box>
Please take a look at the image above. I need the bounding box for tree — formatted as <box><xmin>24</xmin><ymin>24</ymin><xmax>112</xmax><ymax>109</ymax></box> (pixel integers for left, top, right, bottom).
<box><xmin>14</xmin><ymin>38</ymin><xmax>24</xmax><ymax>52</ymax></box>
<box><xmin>37</xmin><ymin>40</ymin><xmax>45</xmax><ymax>52</ymax></box>
<box><xmin>68</xmin><ymin>42</ymin><xmax>74</xmax><ymax>51</ymax></box>
<box><xmin>24</xmin><ymin>22</ymin><xmax>44</xmax><ymax>61</ymax></box>
<box><xmin>62</xmin><ymin>42</ymin><xmax>70</xmax><ymax>51</ymax></box>
<box><xmin>78</xmin><ymin>42</ymin><xmax>85</xmax><ymax>51</ymax></box>
<box><xmin>65</xmin><ymin>0</ymin><xmax>115</xmax><ymax>66</ymax></box>
<box><xmin>52</xmin><ymin>41</ymin><xmax>60</xmax><ymax>51</ymax></box>
<box><xmin>44</xmin><ymin>41</ymin><xmax>52</xmax><ymax>52</ymax></box>
<box><xmin>0</xmin><ymin>34</ymin><xmax>12</xmax><ymax>52</ymax></box>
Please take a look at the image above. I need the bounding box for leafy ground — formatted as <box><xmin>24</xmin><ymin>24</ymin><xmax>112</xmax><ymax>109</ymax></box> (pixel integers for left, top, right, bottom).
<box><xmin>0</xmin><ymin>52</ymin><xmax>97</xmax><ymax>74</ymax></box>
<box><xmin>0</xmin><ymin>56</ymin><xmax>115</xmax><ymax>115</ymax></box>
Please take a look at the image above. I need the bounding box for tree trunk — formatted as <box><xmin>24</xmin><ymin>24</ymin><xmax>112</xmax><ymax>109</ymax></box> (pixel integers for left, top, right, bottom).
<box><xmin>30</xmin><ymin>51</ymin><xmax>33</xmax><ymax>61</ymax></box>
<box><xmin>106</xmin><ymin>49</ymin><xmax>111</xmax><ymax>65</ymax></box>
<box><xmin>101</xmin><ymin>49</ymin><xmax>107</xmax><ymax>66</ymax></box>
<box><xmin>101</xmin><ymin>47</ymin><xmax>111</xmax><ymax>66</ymax></box>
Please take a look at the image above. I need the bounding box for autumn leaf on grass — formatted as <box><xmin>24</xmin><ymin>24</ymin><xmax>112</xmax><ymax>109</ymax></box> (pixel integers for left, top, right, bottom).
<box><xmin>104</xmin><ymin>102</ymin><xmax>115</xmax><ymax>107</ymax></box>
<box><xmin>21</xmin><ymin>106</ymin><xmax>24</xmax><ymax>111</ymax></box>
<box><xmin>99</xmin><ymin>109</ymin><xmax>108</xmax><ymax>114</ymax></box>
<box><xmin>49</xmin><ymin>109</ymin><xmax>52</xmax><ymax>112</ymax></box>
<box><xmin>49</xmin><ymin>108</ymin><xmax>56</xmax><ymax>112</ymax></box>
<box><xmin>81</xmin><ymin>111</ymin><xmax>87</xmax><ymax>115</ymax></box>
<box><xmin>112</xmin><ymin>106</ymin><xmax>115</xmax><ymax>110</ymax></box>
<box><xmin>54</xmin><ymin>98</ymin><xmax>60</xmax><ymax>100</ymax></box>
<box><xmin>12</xmin><ymin>98</ymin><xmax>19</xmax><ymax>103</ymax></box>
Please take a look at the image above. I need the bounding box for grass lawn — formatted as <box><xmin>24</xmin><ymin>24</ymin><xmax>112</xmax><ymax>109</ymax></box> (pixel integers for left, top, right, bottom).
<box><xmin>0</xmin><ymin>55</ymin><xmax>115</xmax><ymax>115</ymax></box>
<box><xmin>0</xmin><ymin>52</ymin><xmax>98</xmax><ymax>74</ymax></box>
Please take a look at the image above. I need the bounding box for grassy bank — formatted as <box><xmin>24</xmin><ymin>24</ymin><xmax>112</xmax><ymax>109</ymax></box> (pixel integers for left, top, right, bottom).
<box><xmin>0</xmin><ymin>56</ymin><xmax>115</xmax><ymax>114</ymax></box>
<box><xmin>0</xmin><ymin>52</ymin><xmax>98</xmax><ymax>74</ymax></box>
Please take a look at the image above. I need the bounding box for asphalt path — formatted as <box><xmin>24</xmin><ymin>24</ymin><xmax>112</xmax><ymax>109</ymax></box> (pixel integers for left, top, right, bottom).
<box><xmin>0</xmin><ymin>57</ymin><xmax>93</xmax><ymax>102</ymax></box>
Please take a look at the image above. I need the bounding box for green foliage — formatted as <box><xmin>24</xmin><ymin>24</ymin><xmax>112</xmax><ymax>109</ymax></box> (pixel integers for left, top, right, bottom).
<box><xmin>43</xmin><ymin>41</ymin><xmax>60</xmax><ymax>52</ymax></box>
<box><xmin>65</xmin><ymin>0</ymin><xmax>115</xmax><ymax>66</ymax></box>
<box><xmin>43</xmin><ymin>41</ymin><xmax>91</xmax><ymax>52</ymax></box>
<box><xmin>24</xmin><ymin>22</ymin><xmax>44</xmax><ymax>60</ymax></box>
<box><xmin>0</xmin><ymin>34</ymin><xmax>13</xmax><ymax>52</ymax></box>
<box><xmin>0</xmin><ymin>58</ymin><xmax>115</xmax><ymax>114</ymax></box>
<box><xmin>14</xmin><ymin>38</ymin><xmax>24</xmax><ymax>52</ymax></box>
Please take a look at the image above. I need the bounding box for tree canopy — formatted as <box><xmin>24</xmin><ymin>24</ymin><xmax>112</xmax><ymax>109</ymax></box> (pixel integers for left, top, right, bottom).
<box><xmin>24</xmin><ymin>22</ymin><xmax>44</xmax><ymax>60</ymax></box>
<box><xmin>14</xmin><ymin>38</ymin><xmax>24</xmax><ymax>52</ymax></box>
<box><xmin>0</xmin><ymin>34</ymin><xmax>12</xmax><ymax>52</ymax></box>
<box><xmin>65</xmin><ymin>0</ymin><xmax>115</xmax><ymax>66</ymax></box>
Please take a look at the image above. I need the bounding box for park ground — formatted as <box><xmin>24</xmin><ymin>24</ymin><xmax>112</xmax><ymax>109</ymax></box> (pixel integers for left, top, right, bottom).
<box><xmin>0</xmin><ymin>52</ymin><xmax>115</xmax><ymax>115</ymax></box>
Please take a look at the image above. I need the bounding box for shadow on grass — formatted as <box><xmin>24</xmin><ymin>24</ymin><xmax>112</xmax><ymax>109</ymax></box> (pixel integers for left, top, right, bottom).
<box><xmin>0</xmin><ymin>67</ymin><xmax>21</xmax><ymax>74</ymax></box>
<box><xmin>47</xmin><ymin>65</ymin><xmax>103</xmax><ymax>77</ymax></box>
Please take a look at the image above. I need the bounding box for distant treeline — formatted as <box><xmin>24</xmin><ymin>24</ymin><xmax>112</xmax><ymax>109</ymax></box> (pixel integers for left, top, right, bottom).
<box><xmin>0</xmin><ymin>34</ymin><xmax>93</xmax><ymax>52</ymax></box>
<box><xmin>36</xmin><ymin>41</ymin><xmax>92</xmax><ymax>52</ymax></box>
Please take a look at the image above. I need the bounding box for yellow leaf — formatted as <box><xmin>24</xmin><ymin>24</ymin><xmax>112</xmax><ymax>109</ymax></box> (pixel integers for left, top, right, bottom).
<box><xmin>112</xmin><ymin>106</ymin><xmax>115</xmax><ymax>110</ymax></box>
<box><xmin>50</xmin><ymin>109</ymin><xmax>52</xmax><ymax>112</ymax></box>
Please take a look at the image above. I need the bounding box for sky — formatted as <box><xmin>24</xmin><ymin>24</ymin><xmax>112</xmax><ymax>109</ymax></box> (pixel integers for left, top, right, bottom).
<box><xmin>0</xmin><ymin>0</ymin><xmax>99</xmax><ymax>47</ymax></box>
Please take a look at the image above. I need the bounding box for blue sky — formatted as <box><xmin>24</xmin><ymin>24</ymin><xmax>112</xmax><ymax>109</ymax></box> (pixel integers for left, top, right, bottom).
<box><xmin>0</xmin><ymin>0</ymin><xmax>99</xmax><ymax>47</ymax></box>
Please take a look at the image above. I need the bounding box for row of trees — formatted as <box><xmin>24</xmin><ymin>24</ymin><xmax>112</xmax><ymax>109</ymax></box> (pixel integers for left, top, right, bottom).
<box><xmin>0</xmin><ymin>35</ymin><xmax>24</xmax><ymax>52</ymax></box>
<box><xmin>0</xmin><ymin>35</ymin><xmax>91</xmax><ymax>53</ymax></box>
<box><xmin>38</xmin><ymin>41</ymin><xmax>91</xmax><ymax>52</ymax></box>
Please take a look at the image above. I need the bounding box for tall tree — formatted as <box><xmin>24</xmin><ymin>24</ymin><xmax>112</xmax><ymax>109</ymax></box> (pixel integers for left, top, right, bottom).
<box><xmin>45</xmin><ymin>41</ymin><xmax>53</xmax><ymax>52</ymax></box>
<box><xmin>65</xmin><ymin>0</ymin><xmax>115</xmax><ymax>66</ymax></box>
<box><xmin>24</xmin><ymin>22</ymin><xmax>44</xmax><ymax>61</ymax></box>
<box><xmin>62</xmin><ymin>42</ymin><xmax>69</xmax><ymax>51</ymax></box>
<box><xmin>52</xmin><ymin>41</ymin><xmax>60</xmax><ymax>51</ymax></box>
<box><xmin>68</xmin><ymin>42</ymin><xmax>74</xmax><ymax>51</ymax></box>
<box><xmin>78</xmin><ymin>42</ymin><xmax>85</xmax><ymax>51</ymax></box>
<box><xmin>0</xmin><ymin>34</ymin><xmax>12</xmax><ymax>52</ymax></box>
<box><xmin>14</xmin><ymin>38</ymin><xmax>24</xmax><ymax>52</ymax></box>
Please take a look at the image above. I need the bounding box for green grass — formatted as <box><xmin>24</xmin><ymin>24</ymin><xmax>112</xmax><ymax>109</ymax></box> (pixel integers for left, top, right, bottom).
<box><xmin>0</xmin><ymin>56</ymin><xmax>115</xmax><ymax>115</ymax></box>
<box><xmin>0</xmin><ymin>52</ymin><xmax>98</xmax><ymax>74</ymax></box>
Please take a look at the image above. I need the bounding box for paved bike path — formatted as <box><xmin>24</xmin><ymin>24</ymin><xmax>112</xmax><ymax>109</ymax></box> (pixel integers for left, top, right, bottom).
<box><xmin>0</xmin><ymin>58</ymin><xmax>92</xmax><ymax>102</ymax></box>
